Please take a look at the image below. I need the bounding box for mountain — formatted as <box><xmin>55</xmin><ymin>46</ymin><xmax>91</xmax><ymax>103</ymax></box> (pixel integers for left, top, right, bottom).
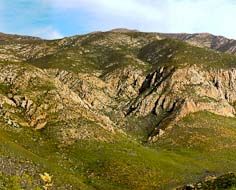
<box><xmin>1</xmin><ymin>29</ymin><xmax>236</xmax><ymax>189</ymax></box>
<box><xmin>157</xmin><ymin>32</ymin><xmax>236</xmax><ymax>54</ymax></box>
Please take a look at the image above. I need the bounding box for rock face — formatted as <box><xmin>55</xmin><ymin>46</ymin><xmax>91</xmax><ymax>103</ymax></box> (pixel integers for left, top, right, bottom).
<box><xmin>1</xmin><ymin>30</ymin><xmax>236</xmax><ymax>143</ymax></box>
<box><xmin>124</xmin><ymin>65</ymin><xmax>236</xmax><ymax>142</ymax></box>
<box><xmin>0</xmin><ymin>62</ymin><xmax>117</xmax><ymax>135</ymax></box>
<box><xmin>2</xmin><ymin>30</ymin><xmax>236</xmax><ymax>189</ymax></box>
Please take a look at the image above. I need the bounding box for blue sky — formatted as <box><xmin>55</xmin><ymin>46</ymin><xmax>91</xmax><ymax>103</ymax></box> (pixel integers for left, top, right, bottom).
<box><xmin>0</xmin><ymin>0</ymin><xmax>236</xmax><ymax>39</ymax></box>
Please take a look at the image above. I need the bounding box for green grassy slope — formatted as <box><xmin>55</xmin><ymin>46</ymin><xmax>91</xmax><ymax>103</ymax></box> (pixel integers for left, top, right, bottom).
<box><xmin>139</xmin><ymin>39</ymin><xmax>236</xmax><ymax>69</ymax></box>
<box><xmin>1</xmin><ymin>111</ymin><xmax>236</xmax><ymax>189</ymax></box>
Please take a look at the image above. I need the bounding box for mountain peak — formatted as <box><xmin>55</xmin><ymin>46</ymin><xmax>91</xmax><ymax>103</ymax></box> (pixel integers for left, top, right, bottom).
<box><xmin>109</xmin><ymin>28</ymin><xmax>140</xmax><ymax>33</ymax></box>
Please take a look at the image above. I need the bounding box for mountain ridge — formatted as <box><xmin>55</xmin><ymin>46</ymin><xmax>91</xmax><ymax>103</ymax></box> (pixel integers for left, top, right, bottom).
<box><xmin>2</xmin><ymin>29</ymin><xmax>236</xmax><ymax>52</ymax></box>
<box><xmin>1</xmin><ymin>29</ymin><xmax>236</xmax><ymax>189</ymax></box>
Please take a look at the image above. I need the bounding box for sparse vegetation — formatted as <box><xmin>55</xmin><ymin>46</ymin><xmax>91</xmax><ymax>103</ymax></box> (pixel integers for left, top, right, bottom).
<box><xmin>1</xmin><ymin>30</ymin><xmax>236</xmax><ymax>189</ymax></box>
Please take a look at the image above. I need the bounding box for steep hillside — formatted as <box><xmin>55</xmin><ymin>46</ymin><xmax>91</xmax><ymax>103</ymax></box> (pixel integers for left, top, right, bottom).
<box><xmin>1</xmin><ymin>30</ymin><xmax>236</xmax><ymax>189</ymax></box>
<box><xmin>157</xmin><ymin>32</ymin><xmax>236</xmax><ymax>54</ymax></box>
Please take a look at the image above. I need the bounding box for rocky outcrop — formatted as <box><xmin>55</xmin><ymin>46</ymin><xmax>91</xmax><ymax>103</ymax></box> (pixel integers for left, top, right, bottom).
<box><xmin>122</xmin><ymin>65</ymin><xmax>236</xmax><ymax>142</ymax></box>
<box><xmin>0</xmin><ymin>63</ymin><xmax>118</xmax><ymax>135</ymax></box>
<box><xmin>39</xmin><ymin>63</ymin><xmax>236</xmax><ymax>142</ymax></box>
<box><xmin>48</xmin><ymin>69</ymin><xmax>115</xmax><ymax>111</ymax></box>
<box><xmin>46</xmin><ymin>58</ymin><xmax>236</xmax><ymax>143</ymax></box>
<box><xmin>48</xmin><ymin>65</ymin><xmax>146</xmax><ymax>115</ymax></box>
<box><xmin>2</xmin><ymin>30</ymin><xmax>236</xmax><ymax>143</ymax></box>
<box><xmin>177</xmin><ymin>173</ymin><xmax>236</xmax><ymax>190</ymax></box>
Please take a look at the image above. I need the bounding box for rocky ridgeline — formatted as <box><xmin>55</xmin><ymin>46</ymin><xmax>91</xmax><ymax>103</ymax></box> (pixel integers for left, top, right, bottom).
<box><xmin>158</xmin><ymin>33</ymin><xmax>236</xmax><ymax>54</ymax></box>
<box><xmin>1</xmin><ymin>30</ymin><xmax>236</xmax><ymax>143</ymax></box>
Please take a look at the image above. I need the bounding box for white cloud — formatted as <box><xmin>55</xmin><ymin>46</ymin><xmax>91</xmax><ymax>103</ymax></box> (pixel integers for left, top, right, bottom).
<box><xmin>0</xmin><ymin>0</ymin><xmax>234</xmax><ymax>39</ymax></box>
<box><xmin>31</xmin><ymin>26</ymin><xmax>63</xmax><ymax>39</ymax></box>
<box><xmin>44</xmin><ymin>0</ymin><xmax>236</xmax><ymax>39</ymax></box>
<box><xmin>45</xmin><ymin>0</ymin><xmax>169</xmax><ymax>33</ymax></box>
<box><xmin>47</xmin><ymin>0</ymin><xmax>163</xmax><ymax>20</ymax></box>
<box><xmin>167</xmin><ymin>0</ymin><xmax>236</xmax><ymax>38</ymax></box>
